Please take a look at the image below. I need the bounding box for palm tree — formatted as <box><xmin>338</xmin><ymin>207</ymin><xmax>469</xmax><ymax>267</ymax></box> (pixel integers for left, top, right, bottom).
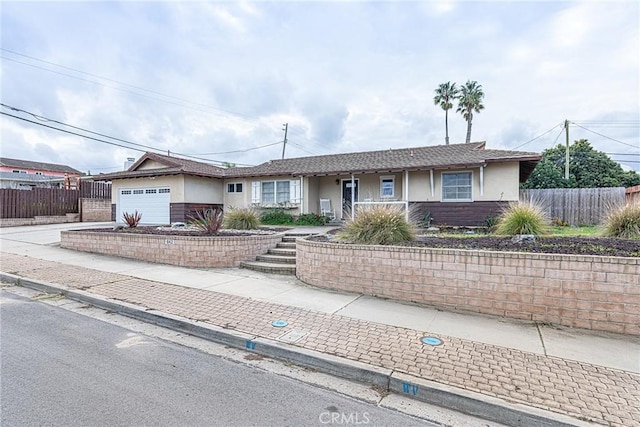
<box><xmin>456</xmin><ymin>80</ymin><xmax>485</xmax><ymax>143</ymax></box>
<box><xmin>433</xmin><ymin>82</ymin><xmax>459</xmax><ymax>145</ymax></box>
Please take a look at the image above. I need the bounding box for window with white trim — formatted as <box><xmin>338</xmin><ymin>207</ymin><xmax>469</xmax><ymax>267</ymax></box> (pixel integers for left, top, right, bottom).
<box><xmin>227</xmin><ymin>182</ymin><xmax>243</xmax><ymax>193</ymax></box>
<box><xmin>442</xmin><ymin>172</ymin><xmax>472</xmax><ymax>201</ymax></box>
<box><xmin>380</xmin><ymin>176</ymin><xmax>395</xmax><ymax>198</ymax></box>
<box><xmin>251</xmin><ymin>180</ymin><xmax>300</xmax><ymax>205</ymax></box>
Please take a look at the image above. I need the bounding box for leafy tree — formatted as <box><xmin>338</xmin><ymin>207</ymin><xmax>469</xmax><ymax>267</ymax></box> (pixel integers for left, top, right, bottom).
<box><xmin>523</xmin><ymin>139</ymin><xmax>640</xmax><ymax>189</ymax></box>
<box><xmin>456</xmin><ymin>80</ymin><xmax>485</xmax><ymax>143</ymax></box>
<box><xmin>433</xmin><ymin>82</ymin><xmax>459</xmax><ymax>145</ymax></box>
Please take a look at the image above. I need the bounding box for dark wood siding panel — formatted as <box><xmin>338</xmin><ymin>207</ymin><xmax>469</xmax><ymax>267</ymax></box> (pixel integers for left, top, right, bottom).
<box><xmin>170</xmin><ymin>203</ymin><xmax>223</xmax><ymax>223</ymax></box>
<box><xmin>410</xmin><ymin>201</ymin><xmax>509</xmax><ymax>226</ymax></box>
<box><xmin>111</xmin><ymin>204</ymin><xmax>116</xmax><ymax>221</ymax></box>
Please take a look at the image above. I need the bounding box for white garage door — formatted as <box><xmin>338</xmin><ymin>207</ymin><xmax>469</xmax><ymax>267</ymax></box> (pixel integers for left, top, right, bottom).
<box><xmin>117</xmin><ymin>187</ymin><xmax>170</xmax><ymax>225</ymax></box>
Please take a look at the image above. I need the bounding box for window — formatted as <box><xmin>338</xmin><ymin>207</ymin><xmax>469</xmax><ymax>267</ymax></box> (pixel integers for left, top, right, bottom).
<box><xmin>251</xmin><ymin>180</ymin><xmax>301</xmax><ymax>205</ymax></box>
<box><xmin>121</xmin><ymin>190</ymin><xmax>132</xmax><ymax>195</ymax></box>
<box><xmin>276</xmin><ymin>181</ymin><xmax>289</xmax><ymax>203</ymax></box>
<box><xmin>145</xmin><ymin>189</ymin><xmax>157</xmax><ymax>194</ymax></box>
<box><xmin>12</xmin><ymin>170</ymin><xmax>27</xmax><ymax>174</ymax></box>
<box><xmin>35</xmin><ymin>172</ymin><xmax>43</xmax><ymax>176</ymax></box>
<box><xmin>133</xmin><ymin>189</ymin><xmax>144</xmax><ymax>194</ymax></box>
<box><xmin>380</xmin><ymin>176</ymin><xmax>395</xmax><ymax>198</ymax></box>
<box><xmin>158</xmin><ymin>188</ymin><xmax>170</xmax><ymax>194</ymax></box>
<box><xmin>261</xmin><ymin>181</ymin><xmax>275</xmax><ymax>204</ymax></box>
<box><xmin>442</xmin><ymin>172</ymin><xmax>472</xmax><ymax>201</ymax></box>
<box><xmin>227</xmin><ymin>183</ymin><xmax>243</xmax><ymax>193</ymax></box>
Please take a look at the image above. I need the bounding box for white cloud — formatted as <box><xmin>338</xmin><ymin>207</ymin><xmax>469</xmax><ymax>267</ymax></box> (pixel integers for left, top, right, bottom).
<box><xmin>0</xmin><ymin>0</ymin><xmax>637</xmax><ymax>174</ymax></box>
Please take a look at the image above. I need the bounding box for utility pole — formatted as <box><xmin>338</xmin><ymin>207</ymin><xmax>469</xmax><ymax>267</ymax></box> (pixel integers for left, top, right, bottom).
<box><xmin>564</xmin><ymin>119</ymin><xmax>570</xmax><ymax>180</ymax></box>
<box><xmin>281</xmin><ymin>123</ymin><xmax>288</xmax><ymax>160</ymax></box>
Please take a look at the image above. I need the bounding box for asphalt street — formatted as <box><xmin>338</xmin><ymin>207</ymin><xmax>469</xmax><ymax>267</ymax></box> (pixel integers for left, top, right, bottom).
<box><xmin>0</xmin><ymin>289</ymin><xmax>436</xmax><ymax>427</ymax></box>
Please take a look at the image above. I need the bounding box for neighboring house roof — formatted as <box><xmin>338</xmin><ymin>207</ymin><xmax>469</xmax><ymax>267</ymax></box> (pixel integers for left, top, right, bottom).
<box><xmin>0</xmin><ymin>171</ymin><xmax>54</xmax><ymax>183</ymax></box>
<box><xmin>97</xmin><ymin>142</ymin><xmax>541</xmax><ymax>182</ymax></box>
<box><xmin>0</xmin><ymin>157</ymin><xmax>82</xmax><ymax>175</ymax></box>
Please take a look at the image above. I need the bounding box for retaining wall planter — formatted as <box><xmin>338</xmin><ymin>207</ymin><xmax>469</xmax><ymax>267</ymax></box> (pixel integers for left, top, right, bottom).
<box><xmin>0</xmin><ymin>214</ymin><xmax>79</xmax><ymax>228</ymax></box>
<box><xmin>61</xmin><ymin>230</ymin><xmax>284</xmax><ymax>268</ymax></box>
<box><xmin>296</xmin><ymin>239</ymin><xmax>640</xmax><ymax>336</ymax></box>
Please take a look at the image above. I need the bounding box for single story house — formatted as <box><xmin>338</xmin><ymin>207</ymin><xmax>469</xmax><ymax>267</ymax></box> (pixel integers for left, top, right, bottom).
<box><xmin>98</xmin><ymin>142</ymin><xmax>541</xmax><ymax>226</ymax></box>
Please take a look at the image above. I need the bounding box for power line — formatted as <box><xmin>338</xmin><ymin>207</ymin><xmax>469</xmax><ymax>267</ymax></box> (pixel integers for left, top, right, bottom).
<box><xmin>1</xmin><ymin>103</ymin><xmax>162</xmax><ymax>152</ymax></box>
<box><xmin>511</xmin><ymin>122</ymin><xmax>564</xmax><ymax>150</ymax></box>
<box><xmin>1</xmin><ymin>53</ymin><xmax>259</xmax><ymax>121</ymax></box>
<box><xmin>1</xmin><ymin>110</ymin><xmax>253</xmax><ymax>166</ymax></box>
<box><xmin>288</xmin><ymin>141</ymin><xmax>319</xmax><ymax>156</ymax></box>
<box><xmin>570</xmin><ymin>122</ymin><xmax>638</xmax><ymax>149</ymax></box>
<box><xmin>183</xmin><ymin>140</ymin><xmax>283</xmax><ymax>156</ymax></box>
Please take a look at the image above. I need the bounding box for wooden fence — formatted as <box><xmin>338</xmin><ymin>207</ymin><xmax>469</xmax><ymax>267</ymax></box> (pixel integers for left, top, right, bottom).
<box><xmin>520</xmin><ymin>187</ymin><xmax>626</xmax><ymax>226</ymax></box>
<box><xmin>627</xmin><ymin>185</ymin><xmax>640</xmax><ymax>205</ymax></box>
<box><xmin>0</xmin><ymin>188</ymin><xmax>79</xmax><ymax>218</ymax></box>
<box><xmin>79</xmin><ymin>181</ymin><xmax>111</xmax><ymax>199</ymax></box>
<box><xmin>0</xmin><ymin>182</ymin><xmax>111</xmax><ymax>219</ymax></box>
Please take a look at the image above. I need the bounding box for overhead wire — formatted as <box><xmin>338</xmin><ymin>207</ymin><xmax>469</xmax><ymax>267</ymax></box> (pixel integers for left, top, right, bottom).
<box><xmin>0</xmin><ymin>49</ymin><xmax>260</xmax><ymax>120</ymax></box>
<box><xmin>183</xmin><ymin>140</ymin><xmax>284</xmax><ymax>156</ymax></box>
<box><xmin>0</xmin><ymin>109</ymin><xmax>253</xmax><ymax>166</ymax></box>
<box><xmin>570</xmin><ymin>122</ymin><xmax>638</xmax><ymax>149</ymax></box>
<box><xmin>511</xmin><ymin>122</ymin><xmax>564</xmax><ymax>150</ymax></box>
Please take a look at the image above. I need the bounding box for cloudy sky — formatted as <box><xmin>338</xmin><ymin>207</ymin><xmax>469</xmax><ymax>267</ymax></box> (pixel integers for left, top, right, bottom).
<box><xmin>1</xmin><ymin>0</ymin><xmax>638</xmax><ymax>175</ymax></box>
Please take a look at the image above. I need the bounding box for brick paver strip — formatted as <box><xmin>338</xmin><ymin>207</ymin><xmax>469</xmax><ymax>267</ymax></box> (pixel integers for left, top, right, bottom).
<box><xmin>2</xmin><ymin>252</ymin><xmax>639</xmax><ymax>426</ymax></box>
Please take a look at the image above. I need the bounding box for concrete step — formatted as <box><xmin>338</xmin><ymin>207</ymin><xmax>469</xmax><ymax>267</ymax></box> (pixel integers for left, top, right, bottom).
<box><xmin>268</xmin><ymin>248</ymin><xmax>297</xmax><ymax>256</ymax></box>
<box><xmin>256</xmin><ymin>254</ymin><xmax>296</xmax><ymax>264</ymax></box>
<box><xmin>282</xmin><ymin>234</ymin><xmax>312</xmax><ymax>243</ymax></box>
<box><xmin>277</xmin><ymin>242</ymin><xmax>297</xmax><ymax>249</ymax></box>
<box><xmin>239</xmin><ymin>261</ymin><xmax>296</xmax><ymax>275</ymax></box>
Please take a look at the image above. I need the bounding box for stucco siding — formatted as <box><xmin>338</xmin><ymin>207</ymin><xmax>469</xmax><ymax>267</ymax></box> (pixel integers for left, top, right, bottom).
<box><xmin>183</xmin><ymin>175</ymin><xmax>223</xmax><ymax>203</ymax></box>
<box><xmin>137</xmin><ymin>160</ymin><xmax>167</xmax><ymax>170</ymax></box>
<box><xmin>480</xmin><ymin>162</ymin><xmax>520</xmax><ymax>201</ymax></box>
<box><xmin>223</xmin><ymin>179</ymin><xmax>250</xmax><ymax>208</ymax></box>
<box><xmin>408</xmin><ymin>171</ymin><xmax>431</xmax><ymax>201</ymax></box>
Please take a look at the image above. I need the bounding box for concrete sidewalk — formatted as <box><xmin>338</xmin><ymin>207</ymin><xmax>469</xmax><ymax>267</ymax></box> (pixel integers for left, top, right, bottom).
<box><xmin>1</xmin><ymin>223</ymin><xmax>639</xmax><ymax>426</ymax></box>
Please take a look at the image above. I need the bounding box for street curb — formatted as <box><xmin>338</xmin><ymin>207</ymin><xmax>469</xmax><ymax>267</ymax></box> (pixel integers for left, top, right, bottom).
<box><xmin>1</xmin><ymin>272</ymin><xmax>586</xmax><ymax>427</ymax></box>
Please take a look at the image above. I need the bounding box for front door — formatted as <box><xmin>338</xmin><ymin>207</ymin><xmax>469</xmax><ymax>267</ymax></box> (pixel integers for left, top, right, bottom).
<box><xmin>341</xmin><ymin>179</ymin><xmax>359</xmax><ymax>218</ymax></box>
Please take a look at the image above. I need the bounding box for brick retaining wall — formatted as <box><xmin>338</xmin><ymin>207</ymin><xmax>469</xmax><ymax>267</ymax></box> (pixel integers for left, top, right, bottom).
<box><xmin>0</xmin><ymin>214</ymin><xmax>79</xmax><ymax>228</ymax></box>
<box><xmin>296</xmin><ymin>239</ymin><xmax>640</xmax><ymax>336</ymax></box>
<box><xmin>80</xmin><ymin>198</ymin><xmax>111</xmax><ymax>222</ymax></box>
<box><xmin>61</xmin><ymin>230</ymin><xmax>284</xmax><ymax>268</ymax></box>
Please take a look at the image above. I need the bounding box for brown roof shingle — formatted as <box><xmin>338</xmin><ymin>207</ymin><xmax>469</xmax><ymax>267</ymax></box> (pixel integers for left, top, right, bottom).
<box><xmin>228</xmin><ymin>142</ymin><xmax>540</xmax><ymax>177</ymax></box>
<box><xmin>96</xmin><ymin>142</ymin><xmax>541</xmax><ymax>181</ymax></box>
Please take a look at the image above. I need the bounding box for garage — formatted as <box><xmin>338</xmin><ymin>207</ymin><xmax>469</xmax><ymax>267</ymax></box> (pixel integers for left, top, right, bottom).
<box><xmin>117</xmin><ymin>187</ymin><xmax>170</xmax><ymax>225</ymax></box>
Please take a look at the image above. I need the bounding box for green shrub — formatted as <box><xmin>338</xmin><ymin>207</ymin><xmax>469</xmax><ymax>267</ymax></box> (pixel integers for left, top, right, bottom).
<box><xmin>295</xmin><ymin>213</ymin><xmax>328</xmax><ymax>226</ymax></box>
<box><xmin>189</xmin><ymin>207</ymin><xmax>224</xmax><ymax>235</ymax></box>
<box><xmin>482</xmin><ymin>213</ymin><xmax>500</xmax><ymax>231</ymax></box>
<box><xmin>600</xmin><ymin>203</ymin><xmax>640</xmax><ymax>239</ymax></box>
<box><xmin>224</xmin><ymin>208</ymin><xmax>260</xmax><ymax>230</ymax></box>
<box><xmin>260</xmin><ymin>209</ymin><xmax>294</xmax><ymax>225</ymax></box>
<box><xmin>337</xmin><ymin>205</ymin><xmax>415</xmax><ymax>245</ymax></box>
<box><xmin>495</xmin><ymin>202</ymin><xmax>550</xmax><ymax>236</ymax></box>
<box><xmin>122</xmin><ymin>211</ymin><xmax>142</xmax><ymax>228</ymax></box>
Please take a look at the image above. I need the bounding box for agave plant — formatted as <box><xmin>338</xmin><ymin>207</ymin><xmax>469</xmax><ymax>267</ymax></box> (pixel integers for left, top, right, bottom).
<box><xmin>122</xmin><ymin>211</ymin><xmax>142</xmax><ymax>228</ymax></box>
<box><xmin>190</xmin><ymin>207</ymin><xmax>224</xmax><ymax>235</ymax></box>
